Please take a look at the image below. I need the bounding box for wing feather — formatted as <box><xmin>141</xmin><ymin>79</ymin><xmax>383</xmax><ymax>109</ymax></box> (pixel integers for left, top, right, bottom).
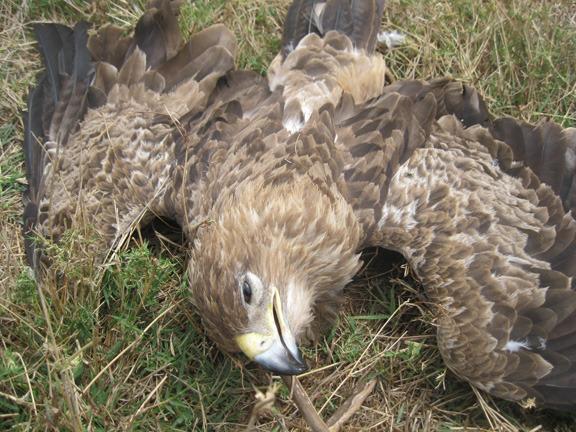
<box><xmin>23</xmin><ymin>0</ymin><xmax>236</xmax><ymax>279</ymax></box>
<box><xmin>24</xmin><ymin>22</ymin><xmax>92</xmax><ymax>270</ymax></box>
<box><xmin>336</xmin><ymin>74</ymin><xmax>576</xmax><ymax>409</ymax></box>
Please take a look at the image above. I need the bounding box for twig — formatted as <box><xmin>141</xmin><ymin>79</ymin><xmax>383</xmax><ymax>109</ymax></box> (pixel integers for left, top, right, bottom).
<box><xmin>282</xmin><ymin>376</ymin><xmax>377</xmax><ymax>432</ymax></box>
<box><xmin>326</xmin><ymin>379</ymin><xmax>376</xmax><ymax>431</ymax></box>
<box><xmin>472</xmin><ymin>386</ymin><xmax>519</xmax><ymax>432</ymax></box>
<box><xmin>282</xmin><ymin>376</ymin><xmax>329</xmax><ymax>432</ymax></box>
<box><xmin>0</xmin><ymin>390</ymin><xmax>33</xmax><ymax>406</ymax></box>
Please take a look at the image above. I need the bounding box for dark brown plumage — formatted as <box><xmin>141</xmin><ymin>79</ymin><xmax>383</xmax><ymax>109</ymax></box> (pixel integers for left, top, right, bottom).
<box><xmin>23</xmin><ymin>0</ymin><xmax>576</xmax><ymax>411</ymax></box>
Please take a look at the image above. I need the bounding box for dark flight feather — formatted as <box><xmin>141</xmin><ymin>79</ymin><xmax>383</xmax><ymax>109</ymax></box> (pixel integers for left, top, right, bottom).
<box><xmin>132</xmin><ymin>0</ymin><xmax>182</xmax><ymax>68</ymax></box>
<box><xmin>24</xmin><ymin>22</ymin><xmax>91</xmax><ymax>268</ymax></box>
<box><xmin>349</xmin><ymin>0</ymin><xmax>386</xmax><ymax>52</ymax></box>
<box><xmin>87</xmin><ymin>25</ymin><xmax>132</xmax><ymax>68</ymax></box>
<box><xmin>321</xmin><ymin>0</ymin><xmax>353</xmax><ymax>36</ymax></box>
<box><xmin>281</xmin><ymin>0</ymin><xmax>318</xmax><ymax>57</ymax></box>
<box><xmin>33</xmin><ymin>24</ymin><xmax>73</xmax><ymax>104</ymax></box>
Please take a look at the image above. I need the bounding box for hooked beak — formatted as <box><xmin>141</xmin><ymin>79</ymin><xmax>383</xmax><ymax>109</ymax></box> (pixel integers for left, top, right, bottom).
<box><xmin>235</xmin><ymin>287</ymin><xmax>308</xmax><ymax>375</ymax></box>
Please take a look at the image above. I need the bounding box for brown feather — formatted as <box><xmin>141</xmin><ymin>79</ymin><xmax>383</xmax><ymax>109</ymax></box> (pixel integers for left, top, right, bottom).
<box><xmin>321</xmin><ymin>0</ymin><xmax>353</xmax><ymax>36</ymax></box>
<box><xmin>281</xmin><ymin>0</ymin><xmax>318</xmax><ymax>56</ymax></box>
<box><xmin>87</xmin><ymin>25</ymin><xmax>132</xmax><ymax>69</ymax></box>
<box><xmin>23</xmin><ymin>0</ymin><xmax>235</xmax><ymax>280</ymax></box>
<box><xmin>157</xmin><ymin>24</ymin><xmax>236</xmax><ymax>90</ymax></box>
<box><xmin>130</xmin><ymin>0</ymin><xmax>182</xmax><ymax>68</ymax></box>
<box><xmin>349</xmin><ymin>0</ymin><xmax>386</xmax><ymax>52</ymax></box>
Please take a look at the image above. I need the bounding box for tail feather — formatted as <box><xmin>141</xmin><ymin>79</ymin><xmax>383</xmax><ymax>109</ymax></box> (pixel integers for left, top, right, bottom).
<box><xmin>282</xmin><ymin>0</ymin><xmax>386</xmax><ymax>56</ymax></box>
<box><xmin>87</xmin><ymin>25</ymin><xmax>132</xmax><ymax>68</ymax></box>
<box><xmin>320</xmin><ymin>0</ymin><xmax>353</xmax><ymax>36</ymax></box>
<box><xmin>349</xmin><ymin>0</ymin><xmax>386</xmax><ymax>52</ymax></box>
<box><xmin>132</xmin><ymin>0</ymin><xmax>182</xmax><ymax>69</ymax></box>
<box><xmin>281</xmin><ymin>0</ymin><xmax>318</xmax><ymax>57</ymax></box>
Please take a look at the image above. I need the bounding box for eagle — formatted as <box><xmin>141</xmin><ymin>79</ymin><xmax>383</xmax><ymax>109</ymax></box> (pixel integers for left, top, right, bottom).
<box><xmin>23</xmin><ymin>0</ymin><xmax>576</xmax><ymax>412</ymax></box>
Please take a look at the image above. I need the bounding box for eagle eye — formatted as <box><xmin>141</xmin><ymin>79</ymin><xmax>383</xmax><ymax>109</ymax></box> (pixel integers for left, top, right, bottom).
<box><xmin>242</xmin><ymin>280</ymin><xmax>252</xmax><ymax>304</ymax></box>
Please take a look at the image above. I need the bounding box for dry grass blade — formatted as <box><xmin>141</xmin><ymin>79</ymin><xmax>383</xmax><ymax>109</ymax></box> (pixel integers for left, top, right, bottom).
<box><xmin>125</xmin><ymin>374</ymin><xmax>168</xmax><ymax>429</ymax></box>
<box><xmin>472</xmin><ymin>386</ymin><xmax>521</xmax><ymax>432</ymax></box>
<box><xmin>319</xmin><ymin>300</ymin><xmax>409</xmax><ymax>415</ymax></box>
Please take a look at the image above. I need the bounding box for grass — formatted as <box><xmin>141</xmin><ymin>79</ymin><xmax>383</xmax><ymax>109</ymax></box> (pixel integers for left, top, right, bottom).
<box><xmin>0</xmin><ymin>0</ymin><xmax>575</xmax><ymax>430</ymax></box>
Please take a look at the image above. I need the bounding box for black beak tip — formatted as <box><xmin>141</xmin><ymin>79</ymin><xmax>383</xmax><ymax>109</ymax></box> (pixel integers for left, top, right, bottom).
<box><xmin>266</xmin><ymin>361</ymin><xmax>308</xmax><ymax>376</ymax></box>
<box><xmin>284</xmin><ymin>360</ymin><xmax>309</xmax><ymax>376</ymax></box>
<box><xmin>282</xmin><ymin>348</ymin><xmax>309</xmax><ymax>375</ymax></box>
<box><xmin>256</xmin><ymin>351</ymin><xmax>309</xmax><ymax>376</ymax></box>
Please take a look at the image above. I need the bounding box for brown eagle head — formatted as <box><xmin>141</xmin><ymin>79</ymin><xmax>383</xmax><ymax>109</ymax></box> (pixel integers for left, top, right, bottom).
<box><xmin>188</xmin><ymin>178</ymin><xmax>362</xmax><ymax>375</ymax></box>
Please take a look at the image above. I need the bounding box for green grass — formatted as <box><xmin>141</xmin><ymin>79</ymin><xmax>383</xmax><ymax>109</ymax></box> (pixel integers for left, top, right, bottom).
<box><xmin>1</xmin><ymin>0</ymin><xmax>576</xmax><ymax>430</ymax></box>
<box><xmin>1</xmin><ymin>241</ymin><xmax>254</xmax><ymax>430</ymax></box>
<box><xmin>0</xmin><ymin>124</ymin><xmax>24</xmax><ymax>209</ymax></box>
<box><xmin>383</xmin><ymin>0</ymin><xmax>575</xmax><ymax>127</ymax></box>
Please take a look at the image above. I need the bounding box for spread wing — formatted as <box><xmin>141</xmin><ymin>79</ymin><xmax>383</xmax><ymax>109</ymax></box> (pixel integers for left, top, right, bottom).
<box><xmin>274</xmin><ymin>0</ymin><xmax>576</xmax><ymax>410</ymax></box>
<box><xmin>339</xmin><ymin>80</ymin><xmax>576</xmax><ymax>409</ymax></box>
<box><xmin>23</xmin><ymin>0</ymin><xmax>235</xmax><ymax>276</ymax></box>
